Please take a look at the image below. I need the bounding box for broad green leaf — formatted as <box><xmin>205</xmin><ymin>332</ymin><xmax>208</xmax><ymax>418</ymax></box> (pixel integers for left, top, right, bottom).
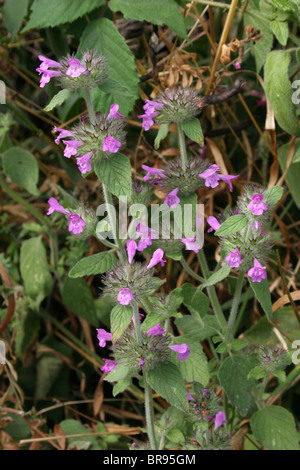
<box><xmin>23</xmin><ymin>0</ymin><xmax>105</xmax><ymax>31</ymax></box>
<box><xmin>215</xmin><ymin>214</ymin><xmax>248</xmax><ymax>236</ymax></box>
<box><xmin>154</xmin><ymin>123</ymin><xmax>170</xmax><ymax>149</ymax></box>
<box><xmin>35</xmin><ymin>353</ymin><xmax>63</xmax><ymax>400</ymax></box>
<box><xmin>278</xmin><ymin>141</ymin><xmax>300</xmax><ymax>208</ymax></box>
<box><xmin>266</xmin><ymin>0</ymin><xmax>294</xmax><ymax>11</ymax></box>
<box><xmin>200</xmin><ymin>263</ymin><xmax>231</xmax><ymax>289</ymax></box>
<box><xmin>78</xmin><ymin>19</ymin><xmax>139</xmax><ymax>115</ymax></box>
<box><xmin>44</xmin><ymin>89</ymin><xmax>71</xmax><ymax>112</ymax></box>
<box><xmin>249</xmin><ymin>278</ymin><xmax>273</xmax><ymax>320</ymax></box>
<box><xmin>263</xmin><ymin>186</ymin><xmax>284</xmax><ymax>207</ymax></box>
<box><xmin>3</xmin><ymin>0</ymin><xmax>29</xmax><ymax>36</ymax></box>
<box><xmin>60</xmin><ymin>419</ymin><xmax>105</xmax><ymax>450</ymax></box>
<box><xmin>94</xmin><ymin>153</ymin><xmax>132</xmax><ymax>199</ymax></box>
<box><xmin>251</xmin><ymin>406</ymin><xmax>299</xmax><ymax>450</ymax></box>
<box><xmin>270</xmin><ymin>21</ymin><xmax>288</xmax><ymax>46</ymax></box>
<box><xmin>181</xmin><ymin>283</ymin><xmax>209</xmax><ymax>318</ymax></box>
<box><xmin>105</xmin><ymin>364</ymin><xmax>132</xmax><ymax>382</ymax></box>
<box><xmin>218</xmin><ymin>355</ymin><xmax>255</xmax><ymax>416</ymax></box>
<box><xmin>265</xmin><ymin>51</ymin><xmax>300</xmax><ymax>136</ymax></box>
<box><xmin>2</xmin><ymin>147</ymin><xmax>39</xmax><ymax>196</ymax></box>
<box><xmin>272</xmin><ymin>369</ymin><xmax>286</xmax><ymax>382</ymax></box>
<box><xmin>167</xmin><ymin>429</ymin><xmax>185</xmax><ymax>444</ymax></box>
<box><xmin>231</xmin><ymin>339</ymin><xmax>249</xmax><ymax>351</ymax></box>
<box><xmin>181</xmin><ymin>118</ymin><xmax>204</xmax><ymax>146</ymax></box>
<box><xmin>175</xmin><ymin>315</ymin><xmax>219</xmax><ymax>340</ymax></box>
<box><xmin>110</xmin><ymin>304</ymin><xmax>132</xmax><ymax>341</ymax></box>
<box><xmin>4</xmin><ymin>414</ymin><xmax>32</xmax><ymax>440</ymax></box>
<box><xmin>247</xmin><ymin>366</ymin><xmax>269</xmax><ymax>380</ymax></box>
<box><xmin>109</xmin><ymin>0</ymin><xmax>187</xmax><ymax>38</ymax></box>
<box><xmin>61</xmin><ymin>277</ymin><xmax>98</xmax><ymax>326</ymax></box>
<box><xmin>170</xmin><ymin>337</ymin><xmax>209</xmax><ymax>386</ymax></box>
<box><xmin>147</xmin><ymin>362</ymin><xmax>189</xmax><ymax>411</ymax></box>
<box><xmin>20</xmin><ymin>238</ymin><xmax>52</xmax><ymax>303</ymax></box>
<box><xmin>69</xmin><ymin>252</ymin><xmax>118</xmax><ymax>278</ymax></box>
<box><xmin>112</xmin><ymin>379</ymin><xmax>131</xmax><ymax>397</ymax></box>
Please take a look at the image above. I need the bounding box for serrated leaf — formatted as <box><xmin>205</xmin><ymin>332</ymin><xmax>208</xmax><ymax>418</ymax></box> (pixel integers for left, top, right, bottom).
<box><xmin>181</xmin><ymin>118</ymin><xmax>204</xmax><ymax>146</ymax></box>
<box><xmin>266</xmin><ymin>0</ymin><xmax>294</xmax><ymax>11</ymax></box>
<box><xmin>112</xmin><ymin>379</ymin><xmax>131</xmax><ymax>397</ymax></box>
<box><xmin>170</xmin><ymin>337</ymin><xmax>209</xmax><ymax>386</ymax></box>
<box><xmin>215</xmin><ymin>214</ymin><xmax>248</xmax><ymax>236</ymax></box>
<box><xmin>105</xmin><ymin>364</ymin><xmax>131</xmax><ymax>382</ymax></box>
<box><xmin>44</xmin><ymin>89</ymin><xmax>71</xmax><ymax>112</ymax></box>
<box><xmin>61</xmin><ymin>277</ymin><xmax>98</xmax><ymax>326</ymax></box>
<box><xmin>218</xmin><ymin>355</ymin><xmax>255</xmax><ymax>416</ymax></box>
<box><xmin>2</xmin><ymin>147</ymin><xmax>39</xmax><ymax>196</ymax></box>
<box><xmin>147</xmin><ymin>362</ymin><xmax>189</xmax><ymax>411</ymax></box>
<box><xmin>181</xmin><ymin>283</ymin><xmax>209</xmax><ymax>318</ymax></box>
<box><xmin>94</xmin><ymin>153</ymin><xmax>132</xmax><ymax>198</ymax></box>
<box><xmin>265</xmin><ymin>50</ymin><xmax>300</xmax><ymax>136</ymax></box>
<box><xmin>3</xmin><ymin>0</ymin><xmax>29</xmax><ymax>37</ymax></box>
<box><xmin>251</xmin><ymin>406</ymin><xmax>299</xmax><ymax>450</ymax></box>
<box><xmin>109</xmin><ymin>0</ymin><xmax>187</xmax><ymax>38</ymax></box>
<box><xmin>154</xmin><ymin>123</ymin><xmax>170</xmax><ymax>149</ymax></box>
<box><xmin>69</xmin><ymin>252</ymin><xmax>118</xmax><ymax>278</ymax></box>
<box><xmin>110</xmin><ymin>304</ymin><xmax>132</xmax><ymax>341</ymax></box>
<box><xmin>270</xmin><ymin>20</ymin><xmax>288</xmax><ymax>46</ymax></box>
<box><xmin>23</xmin><ymin>0</ymin><xmax>105</xmax><ymax>31</ymax></box>
<box><xmin>247</xmin><ymin>366</ymin><xmax>269</xmax><ymax>380</ymax></box>
<box><xmin>60</xmin><ymin>419</ymin><xmax>105</xmax><ymax>450</ymax></box>
<box><xmin>78</xmin><ymin>19</ymin><xmax>139</xmax><ymax>115</ymax></box>
<box><xmin>201</xmin><ymin>263</ymin><xmax>231</xmax><ymax>289</ymax></box>
<box><xmin>175</xmin><ymin>315</ymin><xmax>219</xmax><ymax>340</ymax></box>
<box><xmin>263</xmin><ymin>186</ymin><xmax>284</xmax><ymax>207</ymax></box>
<box><xmin>20</xmin><ymin>237</ymin><xmax>52</xmax><ymax>303</ymax></box>
<box><xmin>249</xmin><ymin>278</ymin><xmax>272</xmax><ymax>320</ymax></box>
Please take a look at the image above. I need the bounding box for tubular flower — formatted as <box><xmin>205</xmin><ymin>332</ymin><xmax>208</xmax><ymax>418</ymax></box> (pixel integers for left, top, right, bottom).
<box><xmin>168</xmin><ymin>344</ymin><xmax>190</xmax><ymax>360</ymax></box>
<box><xmin>248</xmin><ymin>258</ymin><xmax>267</xmax><ymax>283</ymax></box>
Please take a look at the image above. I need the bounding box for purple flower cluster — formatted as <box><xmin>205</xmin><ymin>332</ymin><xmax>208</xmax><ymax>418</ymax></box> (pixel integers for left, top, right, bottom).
<box><xmin>36</xmin><ymin>55</ymin><xmax>62</xmax><ymax>88</ymax></box>
<box><xmin>138</xmin><ymin>100</ymin><xmax>164</xmax><ymax>131</ymax></box>
<box><xmin>198</xmin><ymin>164</ymin><xmax>239</xmax><ymax>192</ymax></box>
<box><xmin>47</xmin><ymin>197</ymin><xmax>86</xmax><ymax>235</ymax></box>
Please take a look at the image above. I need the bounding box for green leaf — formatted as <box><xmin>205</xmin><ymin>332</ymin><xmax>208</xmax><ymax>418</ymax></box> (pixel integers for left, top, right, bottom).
<box><xmin>35</xmin><ymin>353</ymin><xmax>63</xmax><ymax>400</ymax></box>
<box><xmin>147</xmin><ymin>362</ymin><xmax>189</xmax><ymax>411</ymax></box>
<box><xmin>181</xmin><ymin>118</ymin><xmax>204</xmax><ymax>146</ymax></box>
<box><xmin>110</xmin><ymin>304</ymin><xmax>132</xmax><ymax>341</ymax></box>
<box><xmin>231</xmin><ymin>339</ymin><xmax>249</xmax><ymax>351</ymax></box>
<box><xmin>15</xmin><ymin>309</ymin><xmax>40</xmax><ymax>361</ymax></box>
<box><xmin>109</xmin><ymin>0</ymin><xmax>187</xmax><ymax>38</ymax></box>
<box><xmin>272</xmin><ymin>369</ymin><xmax>286</xmax><ymax>382</ymax></box>
<box><xmin>154</xmin><ymin>123</ymin><xmax>170</xmax><ymax>149</ymax></box>
<box><xmin>2</xmin><ymin>147</ymin><xmax>39</xmax><ymax>196</ymax></box>
<box><xmin>265</xmin><ymin>51</ymin><xmax>300</xmax><ymax>136</ymax></box>
<box><xmin>69</xmin><ymin>252</ymin><xmax>118</xmax><ymax>278</ymax></box>
<box><xmin>167</xmin><ymin>428</ymin><xmax>185</xmax><ymax>444</ymax></box>
<box><xmin>247</xmin><ymin>366</ymin><xmax>269</xmax><ymax>380</ymax></box>
<box><xmin>171</xmin><ymin>337</ymin><xmax>209</xmax><ymax>386</ymax></box>
<box><xmin>181</xmin><ymin>283</ymin><xmax>209</xmax><ymax>318</ymax></box>
<box><xmin>266</xmin><ymin>0</ymin><xmax>294</xmax><ymax>11</ymax></box>
<box><xmin>105</xmin><ymin>363</ymin><xmax>132</xmax><ymax>382</ymax></box>
<box><xmin>60</xmin><ymin>419</ymin><xmax>105</xmax><ymax>450</ymax></box>
<box><xmin>112</xmin><ymin>379</ymin><xmax>131</xmax><ymax>397</ymax></box>
<box><xmin>250</xmin><ymin>406</ymin><xmax>299</xmax><ymax>450</ymax></box>
<box><xmin>3</xmin><ymin>0</ymin><xmax>29</xmax><ymax>37</ymax></box>
<box><xmin>201</xmin><ymin>263</ymin><xmax>231</xmax><ymax>290</ymax></box>
<box><xmin>215</xmin><ymin>342</ymin><xmax>227</xmax><ymax>353</ymax></box>
<box><xmin>175</xmin><ymin>315</ymin><xmax>219</xmax><ymax>340</ymax></box>
<box><xmin>215</xmin><ymin>214</ymin><xmax>248</xmax><ymax>237</ymax></box>
<box><xmin>94</xmin><ymin>153</ymin><xmax>132</xmax><ymax>199</ymax></box>
<box><xmin>22</xmin><ymin>0</ymin><xmax>105</xmax><ymax>31</ymax></box>
<box><xmin>263</xmin><ymin>186</ymin><xmax>284</xmax><ymax>207</ymax></box>
<box><xmin>278</xmin><ymin>140</ymin><xmax>300</xmax><ymax>208</ymax></box>
<box><xmin>218</xmin><ymin>355</ymin><xmax>255</xmax><ymax>416</ymax></box>
<box><xmin>4</xmin><ymin>414</ymin><xmax>32</xmax><ymax>439</ymax></box>
<box><xmin>249</xmin><ymin>278</ymin><xmax>273</xmax><ymax>320</ymax></box>
<box><xmin>78</xmin><ymin>19</ymin><xmax>139</xmax><ymax>115</ymax></box>
<box><xmin>44</xmin><ymin>89</ymin><xmax>71</xmax><ymax>112</ymax></box>
<box><xmin>61</xmin><ymin>277</ymin><xmax>98</xmax><ymax>326</ymax></box>
<box><xmin>20</xmin><ymin>238</ymin><xmax>52</xmax><ymax>303</ymax></box>
<box><xmin>270</xmin><ymin>21</ymin><xmax>288</xmax><ymax>46</ymax></box>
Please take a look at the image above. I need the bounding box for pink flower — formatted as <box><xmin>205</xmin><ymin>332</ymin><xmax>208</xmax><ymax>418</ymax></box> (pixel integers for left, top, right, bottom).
<box><xmin>252</xmin><ymin>220</ymin><xmax>264</xmax><ymax>234</ymax></box>
<box><xmin>164</xmin><ymin>188</ymin><xmax>180</xmax><ymax>208</ymax></box>
<box><xmin>102</xmin><ymin>136</ymin><xmax>121</xmax><ymax>153</ymax></box>
<box><xmin>147</xmin><ymin>325</ymin><xmax>165</xmax><ymax>336</ymax></box>
<box><xmin>181</xmin><ymin>238</ymin><xmax>201</xmax><ymax>253</ymax></box>
<box><xmin>218</xmin><ymin>174</ymin><xmax>239</xmax><ymax>192</ymax></box>
<box><xmin>203</xmin><ymin>389</ymin><xmax>209</xmax><ymax>396</ymax></box>
<box><xmin>225</xmin><ymin>248</ymin><xmax>242</xmax><ymax>268</ymax></box>
<box><xmin>199</xmin><ymin>164</ymin><xmax>220</xmax><ymax>188</ymax></box>
<box><xmin>37</xmin><ymin>69</ymin><xmax>61</xmax><ymax>88</ymax></box>
<box><xmin>37</xmin><ymin>55</ymin><xmax>62</xmax><ymax>70</ymax></box>
<box><xmin>135</xmin><ymin>223</ymin><xmax>154</xmax><ymax>251</ymax></box>
<box><xmin>247</xmin><ymin>193</ymin><xmax>268</xmax><ymax>216</ymax></box>
<box><xmin>101</xmin><ymin>359</ymin><xmax>117</xmax><ymax>373</ymax></box>
<box><xmin>143</xmin><ymin>100</ymin><xmax>163</xmax><ymax>115</ymax></box>
<box><xmin>233</xmin><ymin>61</ymin><xmax>241</xmax><ymax>70</ymax></box>
<box><xmin>187</xmin><ymin>391</ymin><xmax>195</xmax><ymax>402</ymax></box>
<box><xmin>199</xmin><ymin>145</ymin><xmax>207</xmax><ymax>159</ymax></box>
<box><xmin>117</xmin><ymin>288</ymin><xmax>134</xmax><ymax>305</ymax></box>
<box><xmin>168</xmin><ymin>344</ymin><xmax>190</xmax><ymax>360</ymax></box>
<box><xmin>53</xmin><ymin>127</ymin><xmax>72</xmax><ymax>145</ymax></box>
<box><xmin>126</xmin><ymin>239</ymin><xmax>137</xmax><ymax>264</ymax></box>
<box><xmin>63</xmin><ymin>140</ymin><xmax>82</xmax><ymax>158</ymax></box>
<box><xmin>141</xmin><ymin>165</ymin><xmax>165</xmax><ymax>183</ymax></box>
<box><xmin>248</xmin><ymin>258</ymin><xmax>267</xmax><ymax>283</ymax></box>
<box><xmin>96</xmin><ymin>329</ymin><xmax>112</xmax><ymax>348</ymax></box>
<box><xmin>214</xmin><ymin>411</ymin><xmax>227</xmax><ymax>430</ymax></box>
<box><xmin>207</xmin><ymin>216</ymin><xmax>221</xmax><ymax>233</ymax></box>
<box><xmin>139</xmin><ymin>359</ymin><xmax>145</xmax><ymax>367</ymax></box>
<box><xmin>147</xmin><ymin>248</ymin><xmax>166</xmax><ymax>269</ymax></box>
<box><xmin>107</xmin><ymin>103</ymin><xmax>124</xmax><ymax>120</ymax></box>
<box><xmin>138</xmin><ymin>113</ymin><xmax>155</xmax><ymax>131</ymax></box>
<box><xmin>66</xmin><ymin>58</ymin><xmax>86</xmax><ymax>78</ymax></box>
<box><xmin>76</xmin><ymin>152</ymin><xmax>92</xmax><ymax>174</ymax></box>
<box><xmin>47</xmin><ymin>197</ymin><xmax>68</xmax><ymax>216</ymax></box>
<box><xmin>68</xmin><ymin>214</ymin><xmax>86</xmax><ymax>234</ymax></box>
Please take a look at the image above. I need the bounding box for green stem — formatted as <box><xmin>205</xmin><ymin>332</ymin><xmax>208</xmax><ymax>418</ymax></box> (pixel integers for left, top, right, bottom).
<box><xmin>225</xmin><ymin>270</ymin><xmax>245</xmax><ymax>344</ymax></box>
<box><xmin>132</xmin><ymin>300</ymin><xmax>142</xmax><ymax>346</ymax></box>
<box><xmin>84</xmin><ymin>89</ymin><xmax>96</xmax><ymax>125</ymax></box>
<box><xmin>258</xmin><ymin>376</ymin><xmax>268</xmax><ymax>403</ymax></box>
<box><xmin>144</xmin><ymin>377</ymin><xmax>157</xmax><ymax>450</ymax></box>
<box><xmin>181</xmin><ymin>256</ymin><xmax>205</xmax><ymax>283</ymax></box>
<box><xmin>197</xmin><ymin>250</ymin><xmax>227</xmax><ymax>331</ymax></box>
<box><xmin>177</xmin><ymin>123</ymin><xmax>188</xmax><ymax>171</ymax></box>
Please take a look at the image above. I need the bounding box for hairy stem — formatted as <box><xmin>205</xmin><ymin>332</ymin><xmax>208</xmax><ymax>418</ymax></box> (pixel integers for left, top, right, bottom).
<box><xmin>181</xmin><ymin>256</ymin><xmax>205</xmax><ymax>283</ymax></box>
<box><xmin>177</xmin><ymin>122</ymin><xmax>188</xmax><ymax>171</ymax></box>
<box><xmin>225</xmin><ymin>270</ymin><xmax>245</xmax><ymax>344</ymax></box>
<box><xmin>144</xmin><ymin>377</ymin><xmax>157</xmax><ymax>450</ymax></box>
